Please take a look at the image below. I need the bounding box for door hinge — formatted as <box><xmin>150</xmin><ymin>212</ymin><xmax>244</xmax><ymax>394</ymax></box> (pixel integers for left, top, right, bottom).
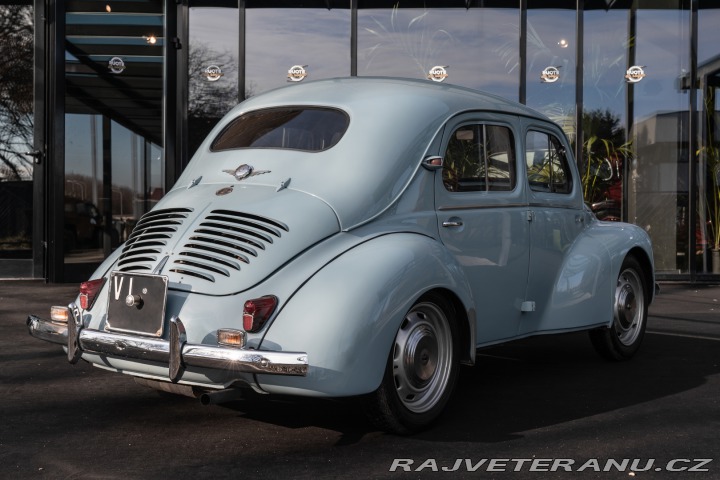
<box><xmin>526</xmin><ymin>210</ymin><xmax>534</xmax><ymax>222</ymax></box>
<box><xmin>172</xmin><ymin>37</ymin><xmax>182</xmax><ymax>50</ymax></box>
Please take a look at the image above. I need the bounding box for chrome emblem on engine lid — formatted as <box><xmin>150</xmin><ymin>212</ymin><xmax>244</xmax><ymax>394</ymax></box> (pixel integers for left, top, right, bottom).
<box><xmin>223</xmin><ymin>164</ymin><xmax>270</xmax><ymax>181</ymax></box>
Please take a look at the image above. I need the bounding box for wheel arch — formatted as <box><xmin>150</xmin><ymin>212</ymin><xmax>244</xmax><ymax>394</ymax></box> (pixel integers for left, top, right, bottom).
<box><xmin>625</xmin><ymin>246</ymin><xmax>655</xmax><ymax>305</ymax></box>
<box><xmin>589</xmin><ymin>247</ymin><xmax>652</xmax><ymax>361</ymax></box>
<box><xmin>425</xmin><ymin>287</ymin><xmax>474</xmax><ymax>366</ymax></box>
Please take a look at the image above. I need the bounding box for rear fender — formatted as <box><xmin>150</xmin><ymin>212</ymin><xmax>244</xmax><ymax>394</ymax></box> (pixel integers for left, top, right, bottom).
<box><xmin>256</xmin><ymin>233</ymin><xmax>475</xmax><ymax>397</ymax></box>
<box><xmin>591</xmin><ymin>221</ymin><xmax>655</xmax><ymax>319</ymax></box>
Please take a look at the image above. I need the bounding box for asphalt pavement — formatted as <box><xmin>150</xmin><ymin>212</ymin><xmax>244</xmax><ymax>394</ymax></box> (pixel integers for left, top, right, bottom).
<box><xmin>1</xmin><ymin>280</ymin><xmax>719</xmax><ymax>479</ymax></box>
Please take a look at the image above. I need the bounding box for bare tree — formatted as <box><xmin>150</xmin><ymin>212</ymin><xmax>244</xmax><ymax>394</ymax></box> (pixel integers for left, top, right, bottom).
<box><xmin>188</xmin><ymin>43</ymin><xmax>238</xmax><ymax>118</ymax></box>
<box><xmin>0</xmin><ymin>6</ymin><xmax>34</xmax><ymax>181</ymax></box>
<box><xmin>186</xmin><ymin>42</ymin><xmax>240</xmax><ymax>157</ymax></box>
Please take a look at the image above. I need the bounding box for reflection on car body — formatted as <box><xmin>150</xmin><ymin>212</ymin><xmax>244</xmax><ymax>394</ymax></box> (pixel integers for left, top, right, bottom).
<box><xmin>28</xmin><ymin>77</ymin><xmax>655</xmax><ymax>434</ymax></box>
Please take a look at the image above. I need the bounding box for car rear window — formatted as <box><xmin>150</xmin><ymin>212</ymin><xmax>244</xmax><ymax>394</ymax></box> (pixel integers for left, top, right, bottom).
<box><xmin>210</xmin><ymin>107</ymin><xmax>349</xmax><ymax>152</ymax></box>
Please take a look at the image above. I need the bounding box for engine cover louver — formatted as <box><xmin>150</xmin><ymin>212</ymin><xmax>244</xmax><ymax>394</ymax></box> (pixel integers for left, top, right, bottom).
<box><xmin>117</xmin><ymin>207</ymin><xmax>289</xmax><ymax>284</ymax></box>
<box><xmin>117</xmin><ymin>208</ymin><xmax>193</xmax><ymax>272</ymax></box>
<box><xmin>167</xmin><ymin>210</ymin><xmax>289</xmax><ymax>283</ymax></box>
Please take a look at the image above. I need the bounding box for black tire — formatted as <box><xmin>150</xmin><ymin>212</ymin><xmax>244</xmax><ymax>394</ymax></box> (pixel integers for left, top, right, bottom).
<box><xmin>590</xmin><ymin>255</ymin><xmax>648</xmax><ymax>361</ymax></box>
<box><xmin>364</xmin><ymin>292</ymin><xmax>459</xmax><ymax>435</ymax></box>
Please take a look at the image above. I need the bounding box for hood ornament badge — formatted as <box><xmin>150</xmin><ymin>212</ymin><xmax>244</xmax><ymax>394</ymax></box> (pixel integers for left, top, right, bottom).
<box><xmin>223</xmin><ymin>164</ymin><xmax>270</xmax><ymax>181</ymax></box>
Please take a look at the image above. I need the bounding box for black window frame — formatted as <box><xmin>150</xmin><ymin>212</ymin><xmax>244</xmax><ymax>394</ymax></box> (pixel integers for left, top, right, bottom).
<box><xmin>525</xmin><ymin>129</ymin><xmax>573</xmax><ymax>194</ymax></box>
<box><xmin>442</xmin><ymin>122</ymin><xmax>517</xmax><ymax>193</ymax></box>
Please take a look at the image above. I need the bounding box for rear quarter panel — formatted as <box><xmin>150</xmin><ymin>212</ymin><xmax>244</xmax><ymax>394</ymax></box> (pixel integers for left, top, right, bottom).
<box><xmin>256</xmin><ymin>232</ymin><xmax>475</xmax><ymax>397</ymax></box>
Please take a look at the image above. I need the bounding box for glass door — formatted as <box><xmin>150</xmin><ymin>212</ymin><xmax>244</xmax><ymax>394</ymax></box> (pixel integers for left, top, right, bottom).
<box><xmin>187</xmin><ymin>0</ymin><xmax>239</xmax><ymax>160</ymax></box>
<box><xmin>697</xmin><ymin>2</ymin><xmax>720</xmax><ymax>275</ymax></box>
<box><xmin>62</xmin><ymin>0</ymin><xmax>166</xmax><ymax>281</ymax></box>
<box><xmin>0</xmin><ymin>2</ymin><xmax>36</xmax><ymax>278</ymax></box>
<box><xmin>698</xmin><ymin>77</ymin><xmax>720</xmax><ymax>274</ymax></box>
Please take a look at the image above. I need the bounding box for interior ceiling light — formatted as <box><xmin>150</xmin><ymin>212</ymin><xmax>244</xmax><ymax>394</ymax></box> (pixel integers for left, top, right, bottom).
<box><xmin>558</xmin><ymin>39</ymin><xmax>568</xmax><ymax>48</ymax></box>
<box><xmin>105</xmin><ymin>4</ymin><xmax>111</xmax><ymax>12</ymax></box>
<box><xmin>145</xmin><ymin>34</ymin><xmax>157</xmax><ymax>45</ymax></box>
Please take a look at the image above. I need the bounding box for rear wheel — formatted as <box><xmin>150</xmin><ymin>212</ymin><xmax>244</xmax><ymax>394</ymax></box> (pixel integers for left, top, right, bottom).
<box><xmin>590</xmin><ymin>255</ymin><xmax>648</xmax><ymax>361</ymax></box>
<box><xmin>364</xmin><ymin>292</ymin><xmax>459</xmax><ymax>434</ymax></box>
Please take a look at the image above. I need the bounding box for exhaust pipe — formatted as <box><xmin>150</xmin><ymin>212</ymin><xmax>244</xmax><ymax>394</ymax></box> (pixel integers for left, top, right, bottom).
<box><xmin>199</xmin><ymin>388</ymin><xmax>244</xmax><ymax>406</ymax></box>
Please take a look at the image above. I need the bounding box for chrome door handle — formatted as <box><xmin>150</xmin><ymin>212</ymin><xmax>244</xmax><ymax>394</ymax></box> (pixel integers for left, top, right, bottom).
<box><xmin>442</xmin><ymin>220</ymin><xmax>463</xmax><ymax>228</ymax></box>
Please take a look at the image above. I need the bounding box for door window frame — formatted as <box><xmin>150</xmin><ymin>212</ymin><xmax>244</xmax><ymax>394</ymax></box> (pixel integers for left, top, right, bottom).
<box><xmin>435</xmin><ymin>112</ymin><xmax>526</xmax><ymax>211</ymax></box>
<box><xmin>522</xmin><ymin>120</ymin><xmax>583</xmax><ymax>211</ymax></box>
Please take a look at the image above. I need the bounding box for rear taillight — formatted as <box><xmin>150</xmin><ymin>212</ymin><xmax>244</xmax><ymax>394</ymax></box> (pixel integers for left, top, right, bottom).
<box><xmin>79</xmin><ymin>278</ymin><xmax>106</xmax><ymax>310</ymax></box>
<box><xmin>243</xmin><ymin>296</ymin><xmax>278</xmax><ymax>333</ymax></box>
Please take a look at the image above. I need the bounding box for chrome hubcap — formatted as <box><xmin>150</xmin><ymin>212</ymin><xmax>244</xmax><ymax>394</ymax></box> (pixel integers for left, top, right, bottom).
<box><xmin>614</xmin><ymin>268</ymin><xmax>644</xmax><ymax>346</ymax></box>
<box><xmin>392</xmin><ymin>302</ymin><xmax>452</xmax><ymax>413</ymax></box>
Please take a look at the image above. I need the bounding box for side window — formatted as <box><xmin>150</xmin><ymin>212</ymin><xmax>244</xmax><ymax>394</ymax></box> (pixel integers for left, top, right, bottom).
<box><xmin>442</xmin><ymin>124</ymin><xmax>516</xmax><ymax>192</ymax></box>
<box><xmin>526</xmin><ymin>130</ymin><xmax>572</xmax><ymax>194</ymax></box>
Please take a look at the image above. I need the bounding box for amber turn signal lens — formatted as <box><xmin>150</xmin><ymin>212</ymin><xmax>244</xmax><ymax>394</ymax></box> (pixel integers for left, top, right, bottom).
<box><xmin>50</xmin><ymin>306</ymin><xmax>70</xmax><ymax>323</ymax></box>
<box><xmin>217</xmin><ymin>329</ymin><xmax>246</xmax><ymax>348</ymax></box>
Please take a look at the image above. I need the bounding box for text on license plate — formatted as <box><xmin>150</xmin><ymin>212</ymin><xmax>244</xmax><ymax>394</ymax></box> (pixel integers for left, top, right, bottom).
<box><xmin>106</xmin><ymin>272</ymin><xmax>168</xmax><ymax>337</ymax></box>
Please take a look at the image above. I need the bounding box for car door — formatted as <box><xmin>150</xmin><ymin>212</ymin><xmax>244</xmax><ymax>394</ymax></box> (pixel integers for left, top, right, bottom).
<box><xmin>435</xmin><ymin>113</ymin><xmax>530</xmax><ymax>345</ymax></box>
<box><xmin>520</xmin><ymin>122</ymin><xmax>588</xmax><ymax>335</ymax></box>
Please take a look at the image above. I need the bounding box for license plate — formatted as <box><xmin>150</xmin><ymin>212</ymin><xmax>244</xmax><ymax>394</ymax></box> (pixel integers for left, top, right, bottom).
<box><xmin>106</xmin><ymin>272</ymin><xmax>168</xmax><ymax>337</ymax></box>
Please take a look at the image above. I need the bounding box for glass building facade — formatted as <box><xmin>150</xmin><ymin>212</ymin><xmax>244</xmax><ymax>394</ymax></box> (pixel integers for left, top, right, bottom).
<box><xmin>1</xmin><ymin>0</ymin><xmax>720</xmax><ymax>282</ymax></box>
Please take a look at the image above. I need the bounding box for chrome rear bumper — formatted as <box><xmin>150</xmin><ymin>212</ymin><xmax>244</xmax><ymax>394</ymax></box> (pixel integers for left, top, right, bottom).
<box><xmin>26</xmin><ymin>312</ymin><xmax>308</xmax><ymax>380</ymax></box>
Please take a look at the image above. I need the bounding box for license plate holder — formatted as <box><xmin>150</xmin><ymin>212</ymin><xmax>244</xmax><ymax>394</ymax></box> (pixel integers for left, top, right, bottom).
<box><xmin>106</xmin><ymin>272</ymin><xmax>168</xmax><ymax>337</ymax></box>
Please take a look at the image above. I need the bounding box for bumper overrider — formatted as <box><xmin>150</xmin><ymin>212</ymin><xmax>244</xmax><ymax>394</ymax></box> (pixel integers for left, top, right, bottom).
<box><xmin>26</xmin><ymin>304</ymin><xmax>308</xmax><ymax>382</ymax></box>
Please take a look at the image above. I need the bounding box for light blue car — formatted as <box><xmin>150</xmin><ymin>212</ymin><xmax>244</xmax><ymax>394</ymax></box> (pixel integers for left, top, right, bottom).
<box><xmin>27</xmin><ymin>77</ymin><xmax>655</xmax><ymax>434</ymax></box>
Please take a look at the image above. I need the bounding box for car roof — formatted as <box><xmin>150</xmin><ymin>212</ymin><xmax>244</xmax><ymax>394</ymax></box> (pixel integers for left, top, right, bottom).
<box><xmin>179</xmin><ymin>77</ymin><xmax>557</xmax><ymax>231</ymax></box>
<box><xmin>234</xmin><ymin>76</ymin><xmax>549</xmax><ymax>122</ymax></box>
